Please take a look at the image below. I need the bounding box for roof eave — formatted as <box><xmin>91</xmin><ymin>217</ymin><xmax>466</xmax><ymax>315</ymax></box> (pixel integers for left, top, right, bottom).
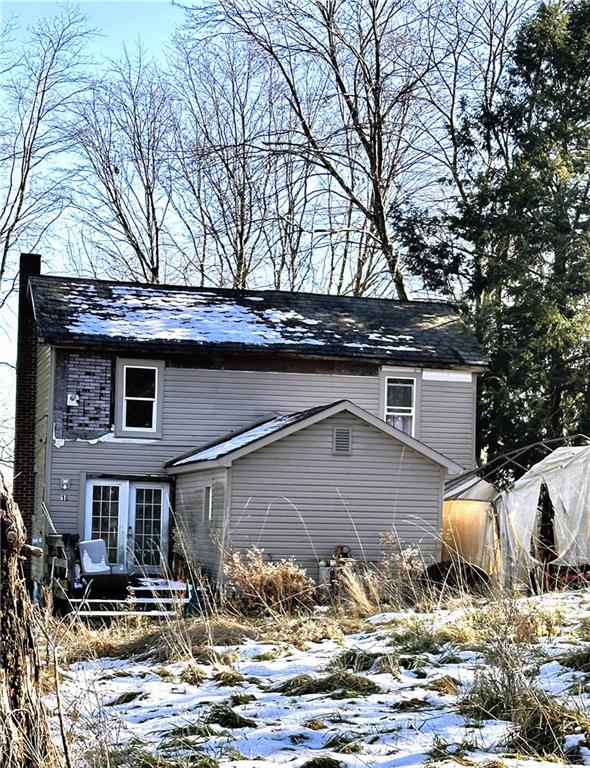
<box><xmin>167</xmin><ymin>457</ymin><xmax>231</xmax><ymax>475</ymax></box>
<box><xmin>36</xmin><ymin>335</ymin><xmax>488</xmax><ymax>369</ymax></box>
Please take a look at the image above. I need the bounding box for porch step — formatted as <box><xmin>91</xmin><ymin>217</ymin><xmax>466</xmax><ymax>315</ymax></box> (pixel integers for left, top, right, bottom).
<box><xmin>69</xmin><ymin>597</ymin><xmax>188</xmax><ymax>606</ymax></box>
<box><xmin>74</xmin><ymin>609</ymin><xmax>176</xmax><ymax>618</ymax></box>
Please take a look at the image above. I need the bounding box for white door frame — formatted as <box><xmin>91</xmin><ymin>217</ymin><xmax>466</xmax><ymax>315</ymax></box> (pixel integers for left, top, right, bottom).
<box><xmin>84</xmin><ymin>479</ymin><xmax>169</xmax><ymax>573</ymax></box>
<box><xmin>84</xmin><ymin>479</ymin><xmax>129</xmax><ymax>566</ymax></box>
<box><xmin>128</xmin><ymin>481</ymin><xmax>170</xmax><ymax>574</ymax></box>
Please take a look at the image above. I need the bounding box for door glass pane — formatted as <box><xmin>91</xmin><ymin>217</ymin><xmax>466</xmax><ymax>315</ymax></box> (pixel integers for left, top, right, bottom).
<box><xmin>134</xmin><ymin>488</ymin><xmax>162</xmax><ymax>568</ymax></box>
<box><xmin>91</xmin><ymin>484</ymin><xmax>120</xmax><ymax>563</ymax></box>
<box><xmin>125</xmin><ymin>367</ymin><xmax>156</xmax><ymax>398</ymax></box>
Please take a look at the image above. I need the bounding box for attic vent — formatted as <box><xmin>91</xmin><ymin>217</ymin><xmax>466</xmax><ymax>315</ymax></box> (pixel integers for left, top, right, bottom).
<box><xmin>333</xmin><ymin>426</ymin><xmax>352</xmax><ymax>455</ymax></box>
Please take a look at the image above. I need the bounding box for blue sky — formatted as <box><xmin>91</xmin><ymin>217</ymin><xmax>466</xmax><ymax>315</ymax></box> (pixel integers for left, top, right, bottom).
<box><xmin>0</xmin><ymin>2</ymin><xmax>188</xmax><ymax>454</ymax></box>
<box><xmin>2</xmin><ymin>1</ymin><xmax>186</xmax><ymax>62</ymax></box>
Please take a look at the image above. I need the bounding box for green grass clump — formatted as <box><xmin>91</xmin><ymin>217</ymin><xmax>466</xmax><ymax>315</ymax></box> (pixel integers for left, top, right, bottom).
<box><xmin>300</xmin><ymin>758</ymin><xmax>342</xmax><ymax>768</ymax></box>
<box><xmin>328</xmin><ymin>648</ymin><xmax>381</xmax><ymax>672</ymax></box>
<box><xmin>324</xmin><ymin>732</ymin><xmax>362</xmax><ymax>753</ymax></box>
<box><xmin>205</xmin><ymin>703</ymin><xmax>256</xmax><ymax>729</ymax></box>
<box><xmin>274</xmin><ymin>670</ymin><xmax>380</xmax><ymax>696</ymax></box>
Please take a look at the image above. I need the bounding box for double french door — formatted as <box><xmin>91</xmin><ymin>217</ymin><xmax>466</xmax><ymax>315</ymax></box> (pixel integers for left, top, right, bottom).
<box><xmin>84</xmin><ymin>479</ymin><xmax>170</xmax><ymax>574</ymax></box>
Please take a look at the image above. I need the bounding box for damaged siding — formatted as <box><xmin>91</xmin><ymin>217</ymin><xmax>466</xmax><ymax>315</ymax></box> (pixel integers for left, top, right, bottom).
<box><xmin>174</xmin><ymin>470</ymin><xmax>227</xmax><ymax>579</ymax></box>
<box><xmin>54</xmin><ymin>350</ymin><xmax>112</xmax><ymax>439</ymax></box>
<box><xmin>229</xmin><ymin>412</ymin><xmax>445</xmax><ymax>581</ymax></box>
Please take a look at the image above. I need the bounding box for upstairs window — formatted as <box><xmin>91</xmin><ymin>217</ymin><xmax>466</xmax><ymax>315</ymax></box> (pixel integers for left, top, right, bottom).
<box><xmin>124</xmin><ymin>366</ymin><xmax>157</xmax><ymax>429</ymax></box>
<box><xmin>115</xmin><ymin>359</ymin><xmax>164</xmax><ymax>436</ymax></box>
<box><xmin>385</xmin><ymin>377</ymin><xmax>415</xmax><ymax>435</ymax></box>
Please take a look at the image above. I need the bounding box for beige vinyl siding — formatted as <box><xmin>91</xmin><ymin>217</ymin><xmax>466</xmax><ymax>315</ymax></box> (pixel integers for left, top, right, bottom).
<box><xmin>47</xmin><ymin>363</ymin><xmax>476</xmax><ymax>534</ymax></box>
<box><xmin>31</xmin><ymin>344</ymin><xmax>51</xmax><ymax>580</ymax></box>
<box><xmin>47</xmin><ymin>366</ymin><xmax>379</xmax><ymax>533</ymax></box>
<box><xmin>420</xmin><ymin>375</ymin><xmax>477</xmax><ymax>470</ymax></box>
<box><xmin>161</xmin><ymin>368</ymin><xmax>379</xmax><ymax>444</ymax></box>
<box><xmin>174</xmin><ymin>470</ymin><xmax>227</xmax><ymax>579</ymax></box>
<box><xmin>229</xmin><ymin>412</ymin><xmax>445</xmax><ymax>581</ymax></box>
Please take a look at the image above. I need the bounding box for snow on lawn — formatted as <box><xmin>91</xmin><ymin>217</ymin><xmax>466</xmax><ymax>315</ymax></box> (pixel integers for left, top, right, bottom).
<box><xmin>52</xmin><ymin>590</ymin><xmax>590</xmax><ymax>766</ymax></box>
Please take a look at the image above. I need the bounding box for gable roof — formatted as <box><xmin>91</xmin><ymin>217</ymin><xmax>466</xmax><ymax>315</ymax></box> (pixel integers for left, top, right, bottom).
<box><xmin>29</xmin><ymin>276</ymin><xmax>487</xmax><ymax>368</ymax></box>
<box><xmin>166</xmin><ymin>400</ymin><xmax>463</xmax><ymax>475</ymax></box>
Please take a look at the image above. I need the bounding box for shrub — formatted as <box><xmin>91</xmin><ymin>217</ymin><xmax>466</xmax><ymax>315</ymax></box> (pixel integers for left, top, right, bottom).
<box><xmin>224</xmin><ymin>548</ymin><xmax>316</xmax><ymax>614</ymax></box>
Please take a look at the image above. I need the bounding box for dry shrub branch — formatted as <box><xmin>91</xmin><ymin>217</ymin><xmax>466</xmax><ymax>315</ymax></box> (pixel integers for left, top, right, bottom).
<box><xmin>224</xmin><ymin>548</ymin><xmax>316</xmax><ymax>614</ymax></box>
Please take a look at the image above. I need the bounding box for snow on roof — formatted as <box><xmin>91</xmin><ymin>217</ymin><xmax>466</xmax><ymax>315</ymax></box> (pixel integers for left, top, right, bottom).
<box><xmin>169</xmin><ymin>403</ymin><xmax>334</xmax><ymax>467</ymax></box>
<box><xmin>29</xmin><ymin>276</ymin><xmax>488</xmax><ymax>366</ymax></box>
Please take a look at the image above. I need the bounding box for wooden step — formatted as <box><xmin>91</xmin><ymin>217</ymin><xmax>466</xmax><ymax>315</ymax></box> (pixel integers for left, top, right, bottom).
<box><xmin>69</xmin><ymin>597</ymin><xmax>189</xmax><ymax>606</ymax></box>
<box><xmin>74</xmin><ymin>609</ymin><xmax>176</xmax><ymax>618</ymax></box>
<box><xmin>129</xmin><ymin>585</ymin><xmax>187</xmax><ymax>595</ymax></box>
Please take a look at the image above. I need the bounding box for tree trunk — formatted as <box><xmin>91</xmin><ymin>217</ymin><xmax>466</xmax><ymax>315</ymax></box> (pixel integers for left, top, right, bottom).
<box><xmin>0</xmin><ymin>479</ymin><xmax>55</xmax><ymax>768</ymax></box>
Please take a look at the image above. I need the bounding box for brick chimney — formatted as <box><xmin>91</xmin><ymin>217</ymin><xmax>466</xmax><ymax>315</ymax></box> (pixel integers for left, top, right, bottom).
<box><xmin>13</xmin><ymin>253</ymin><xmax>41</xmax><ymax>555</ymax></box>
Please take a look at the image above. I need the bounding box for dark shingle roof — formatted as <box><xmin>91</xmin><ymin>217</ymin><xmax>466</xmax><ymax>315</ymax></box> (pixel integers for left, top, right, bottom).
<box><xmin>29</xmin><ymin>276</ymin><xmax>487</xmax><ymax>367</ymax></box>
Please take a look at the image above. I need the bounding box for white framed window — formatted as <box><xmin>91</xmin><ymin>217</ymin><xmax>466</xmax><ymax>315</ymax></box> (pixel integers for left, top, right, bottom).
<box><xmin>385</xmin><ymin>377</ymin><xmax>415</xmax><ymax>435</ymax></box>
<box><xmin>115</xmin><ymin>358</ymin><xmax>164</xmax><ymax>437</ymax></box>
<box><xmin>203</xmin><ymin>485</ymin><xmax>212</xmax><ymax>522</ymax></box>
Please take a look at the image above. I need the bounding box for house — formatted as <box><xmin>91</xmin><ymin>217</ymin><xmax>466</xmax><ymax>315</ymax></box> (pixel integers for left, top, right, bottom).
<box><xmin>12</xmin><ymin>253</ymin><xmax>487</xmax><ymax>594</ymax></box>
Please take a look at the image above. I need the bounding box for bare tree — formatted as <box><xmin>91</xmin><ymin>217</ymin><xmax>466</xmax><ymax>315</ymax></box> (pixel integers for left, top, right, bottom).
<box><xmin>183</xmin><ymin>0</ymin><xmax>438</xmax><ymax>299</ymax></box>
<box><xmin>405</xmin><ymin>0</ymin><xmax>534</xmax><ymax>306</ymax></box>
<box><xmin>170</xmin><ymin>37</ymin><xmax>279</xmax><ymax>288</ymax></box>
<box><xmin>71</xmin><ymin>47</ymin><xmax>176</xmax><ymax>283</ymax></box>
<box><xmin>0</xmin><ymin>8</ymin><xmax>92</xmax><ymax>306</ymax></box>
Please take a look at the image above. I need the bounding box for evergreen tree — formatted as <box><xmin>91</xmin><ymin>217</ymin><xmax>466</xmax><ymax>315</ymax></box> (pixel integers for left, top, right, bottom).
<box><xmin>398</xmin><ymin>1</ymin><xmax>590</xmax><ymax>458</ymax></box>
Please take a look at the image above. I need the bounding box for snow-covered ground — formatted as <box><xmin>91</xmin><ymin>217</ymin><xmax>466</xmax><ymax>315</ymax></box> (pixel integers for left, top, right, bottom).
<box><xmin>51</xmin><ymin>590</ymin><xmax>590</xmax><ymax>767</ymax></box>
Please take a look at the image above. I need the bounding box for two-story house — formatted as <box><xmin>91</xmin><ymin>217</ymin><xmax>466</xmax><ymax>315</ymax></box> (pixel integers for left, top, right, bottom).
<box><xmin>13</xmin><ymin>253</ymin><xmax>487</xmax><ymax>592</ymax></box>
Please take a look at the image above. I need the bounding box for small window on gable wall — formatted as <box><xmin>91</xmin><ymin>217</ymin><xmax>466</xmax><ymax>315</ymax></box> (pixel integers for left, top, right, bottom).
<box><xmin>385</xmin><ymin>377</ymin><xmax>415</xmax><ymax>435</ymax></box>
<box><xmin>203</xmin><ymin>485</ymin><xmax>212</xmax><ymax>522</ymax></box>
<box><xmin>116</xmin><ymin>359</ymin><xmax>164</xmax><ymax>436</ymax></box>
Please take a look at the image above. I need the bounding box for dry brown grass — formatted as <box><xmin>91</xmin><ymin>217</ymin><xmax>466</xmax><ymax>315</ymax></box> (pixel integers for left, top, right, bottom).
<box><xmin>224</xmin><ymin>548</ymin><xmax>316</xmax><ymax>614</ymax></box>
<box><xmin>50</xmin><ymin>607</ymin><xmax>361</xmax><ymax>666</ymax></box>
<box><xmin>54</xmin><ymin>614</ymin><xmax>262</xmax><ymax>665</ymax></box>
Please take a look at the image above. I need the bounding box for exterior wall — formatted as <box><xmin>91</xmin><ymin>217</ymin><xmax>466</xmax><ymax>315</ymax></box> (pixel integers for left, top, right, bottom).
<box><xmin>420</xmin><ymin>373</ymin><xmax>477</xmax><ymax>471</ymax></box>
<box><xmin>46</xmin><ymin>358</ymin><xmax>475</xmax><ymax>536</ymax></box>
<box><xmin>228</xmin><ymin>412</ymin><xmax>445</xmax><ymax>581</ymax></box>
<box><xmin>47</xmin><ymin>364</ymin><xmax>379</xmax><ymax>534</ymax></box>
<box><xmin>174</xmin><ymin>469</ymin><xmax>227</xmax><ymax>579</ymax></box>
<box><xmin>54</xmin><ymin>350</ymin><xmax>112</xmax><ymax>439</ymax></box>
<box><xmin>30</xmin><ymin>344</ymin><xmax>51</xmax><ymax>581</ymax></box>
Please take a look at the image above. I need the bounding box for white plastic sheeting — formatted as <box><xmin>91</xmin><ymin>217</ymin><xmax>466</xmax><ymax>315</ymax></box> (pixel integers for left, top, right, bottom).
<box><xmin>496</xmin><ymin>446</ymin><xmax>590</xmax><ymax>586</ymax></box>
